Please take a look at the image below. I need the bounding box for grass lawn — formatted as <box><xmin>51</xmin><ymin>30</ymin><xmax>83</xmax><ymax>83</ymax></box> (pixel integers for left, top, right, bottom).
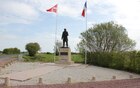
<box><xmin>72</xmin><ymin>54</ymin><xmax>84</xmax><ymax>63</ymax></box>
<box><xmin>23</xmin><ymin>53</ymin><xmax>84</xmax><ymax>63</ymax></box>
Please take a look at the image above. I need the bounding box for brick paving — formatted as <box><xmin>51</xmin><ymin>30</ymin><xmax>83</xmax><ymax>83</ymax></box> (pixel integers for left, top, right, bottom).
<box><xmin>0</xmin><ymin>78</ymin><xmax>140</xmax><ymax>88</ymax></box>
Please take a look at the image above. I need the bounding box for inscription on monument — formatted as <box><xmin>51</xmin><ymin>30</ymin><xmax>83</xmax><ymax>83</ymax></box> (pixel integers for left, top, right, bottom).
<box><xmin>60</xmin><ymin>52</ymin><xmax>68</xmax><ymax>55</ymax></box>
<box><xmin>56</xmin><ymin>47</ymin><xmax>74</xmax><ymax>64</ymax></box>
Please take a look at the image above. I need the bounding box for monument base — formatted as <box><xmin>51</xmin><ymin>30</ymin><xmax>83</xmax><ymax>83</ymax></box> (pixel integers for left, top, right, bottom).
<box><xmin>56</xmin><ymin>61</ymin><xmax>74</xmax><ymax>65</ymax></box>
<box><xmin>56</xmin><ymin>47</ymin><xmax>74</xmax><ymax>65</ymax></box>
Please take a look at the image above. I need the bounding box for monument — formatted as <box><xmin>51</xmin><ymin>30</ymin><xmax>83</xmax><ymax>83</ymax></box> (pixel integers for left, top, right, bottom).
<box><xmin>56</xmin><ymin>28</ymin><xmax>74</xmax><ymax>64</ymax></box>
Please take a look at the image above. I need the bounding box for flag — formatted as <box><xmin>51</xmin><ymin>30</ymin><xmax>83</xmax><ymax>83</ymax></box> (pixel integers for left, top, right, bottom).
<box><xmin>81</xmin><ymin>1</ymin><xmax>87</xmax><ymax>17</ymax></box>
<box><xmin>47</xmin><ymin>4</ymin><xmax>58</xmax><ymax>13</ymax></box>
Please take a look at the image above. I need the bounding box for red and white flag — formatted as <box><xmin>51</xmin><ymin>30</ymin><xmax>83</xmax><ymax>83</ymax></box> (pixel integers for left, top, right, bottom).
<box><xmin>81</xmin><ymin>1</ymin><xmax>87</xmax><ymax>17</ymax></box>
<box><xmin>46</xmin><ymin>4</ymin><xmax>58</xmax><ymax>13</ymax></box>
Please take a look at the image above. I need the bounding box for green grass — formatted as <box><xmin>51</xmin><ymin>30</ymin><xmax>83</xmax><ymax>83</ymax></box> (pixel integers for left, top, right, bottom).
<box><xmin>72</xmin><ymin>54</ymin><xmax>84</xmax><ymax>63</ymax></box>
<box><xmin>23</xmin><ymin>54</ymin><xmax>58</xmax><ymax>62</ymax></box>
<box><xmin>23</xmin><ymin>53</ymin><xmax>84</xmax><ymax>63</ymax></box>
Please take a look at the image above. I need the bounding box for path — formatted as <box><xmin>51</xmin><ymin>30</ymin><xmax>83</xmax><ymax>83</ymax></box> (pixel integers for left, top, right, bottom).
<box><xmin>0</xmin><ymin>55</ymin><xmax>17</xmax><ymax>68</ymax></box>
<box><xmin>0</xmin><ymin>65</ymin><xmax>63</xmax><ymax>81</ymax></box>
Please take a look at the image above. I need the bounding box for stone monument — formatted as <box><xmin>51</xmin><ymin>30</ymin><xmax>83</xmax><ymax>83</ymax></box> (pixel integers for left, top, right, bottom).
<box><xmin>56</xmin><ymin>28</ymin><xmax>74</xmax><ymax>64</ymax></box>
<box><xmin>57</xmin><ymin>47</ymin><xmax>74</xmax><ymax>64</ymax></box>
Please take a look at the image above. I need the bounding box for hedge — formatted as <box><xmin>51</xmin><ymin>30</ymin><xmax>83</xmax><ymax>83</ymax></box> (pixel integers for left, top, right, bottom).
<box><xmin>87</xmin><ymin>51</ymin><xmax>140</xmax><ymax>74</ymax></box>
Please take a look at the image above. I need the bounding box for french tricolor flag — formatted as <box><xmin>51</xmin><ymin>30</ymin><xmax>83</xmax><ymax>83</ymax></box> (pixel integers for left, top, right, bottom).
<box><xmin>81</xmin><ymin>1</ymin><xmax>87</xmax><ymax>17</ymax></box>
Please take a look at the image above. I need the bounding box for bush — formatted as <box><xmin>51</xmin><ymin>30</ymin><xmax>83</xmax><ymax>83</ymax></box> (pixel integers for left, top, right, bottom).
<box><xmin>25</xmin><ymin>42</ymin><xmax>40</xmax><ymax>56</ymax></box>
<box><xmin>135</xmin><ymin>51</ymin><xmax>140</xmax><ymax>73</ymax></box>
<box><xmin>3</xmin><ymin>48</ymin><xmax>20</xmax><ymax>54</ymax></box>
<box><xmin>110</xmin><ymin>52</ymin><xmax>124</xmax><ymax>69</ymax></box>
<box><xmin>87</xmin><ymin>51</ymin><xmax>140</xmax><ymax>74</ymax></box>
<box><xmin>46</xmin><ymin>52</ymin><xmax>52</xmax><ymax>54</ymax></box>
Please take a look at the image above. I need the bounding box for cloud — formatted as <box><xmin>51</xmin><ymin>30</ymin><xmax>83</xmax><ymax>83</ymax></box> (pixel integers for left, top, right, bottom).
<box><xmin>23</xmin><ymin>0</ymin><xmax>91</xmax><ymax>18</ymax></box>
<box><xmin>1</xmin><ymin>0</ymin><xmax>140</xmax><ymax>52</ymax></box>
<box><xmin>0</xmin><ymin>0</ymin><xmax>97</xmax><ymax>25</ymax></box>
<box><xmin>106</xmin><ymin>0</ymin><xmax>140</xmax><ymax>49</ymax></box>
<box><xmin>0</xmin><ymin>0</ymin><xmax>39</xmax><ymax>25</ymax></box>
<box><xmin>82</xmin><ymin>0</ymin><xmax>140</xmax><ymax>50</ymax></box>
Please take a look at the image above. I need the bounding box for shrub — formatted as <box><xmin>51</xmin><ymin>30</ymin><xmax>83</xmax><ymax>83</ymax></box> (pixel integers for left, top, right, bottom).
<box><xmin>87</xmin><ymin>51</ymin><xmax>140</xmax><ymax>74</ymax></box>
<box><xmin>110</xmin><ymin>52</ymin><xmax>124</xmax><ymax>70</ymax></box>
<box><xmin>87</xmin><ymin>52</ymin><xmax>113</xmax><ymax>67</ymax></box>
<box><xmin>25</xmin><ymin>42</ymin><xmax>40</xmax><ymax>56</ymax></box>
<box><xmin>3</xmin><ymin>48</ymin><xmax>20</xmax><ymax>54</ymax></box>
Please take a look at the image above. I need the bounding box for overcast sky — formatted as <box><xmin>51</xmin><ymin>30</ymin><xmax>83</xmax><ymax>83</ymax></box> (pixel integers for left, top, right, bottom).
<box><xmin>0</xmin><ymin>0</ymin><xmax>140</xmax><ymax>52</ymax></box>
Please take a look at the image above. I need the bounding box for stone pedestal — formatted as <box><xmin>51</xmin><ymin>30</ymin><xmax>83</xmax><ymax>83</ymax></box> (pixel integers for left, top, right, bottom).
<box><xmin>56</xmin><ymin>47</ymin><xmax>74</xmax><ymax>64</ymax></box>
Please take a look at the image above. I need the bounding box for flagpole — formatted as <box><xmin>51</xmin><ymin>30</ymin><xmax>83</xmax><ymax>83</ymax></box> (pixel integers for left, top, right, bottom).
<box><xmin>46</xmin><ymin>4</ymin><xmax>58</xmax><ymax>63</ymax></box>
<box><xmin>85</xmin><ymin>0</ymin><xmax>87</xmax><ymax>64</ymax></box>
<box><xmin>54</xmin><ymin>7</ymin><xmax>58</xmax><ymax>63</ymax></box>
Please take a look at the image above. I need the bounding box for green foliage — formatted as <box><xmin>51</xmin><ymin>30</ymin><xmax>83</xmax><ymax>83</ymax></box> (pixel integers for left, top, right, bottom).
<box><xmin>123</xmin><ymin>51</ymin><xmax>137</xmax><ymax>72</ymax></box>
<box><xmin>23</xmin><ymin>53</ymin><xmax>83</xmax><ymax>63</ymax></box>
<box><xmin>25</xmin><ymin>42</ymin><xmax>40</xmax><ymax>56</ymax></box>
<box><xmin>77</xmin><ymin>21</ymin><xmax>139</xmax><ymax>74</ymax></box>
<box><xmin>87</xmin><ymin>51</ymin><xmax>140</xmax><ymax>74</ymax></box>
<box><xmin>78</xmin><ymin>21</ymin><xmax>136</xmax><ymax>53</ymax></box>
<box><xmin>87</xmin><ymin>52</ymin><xmax>113</xmax><ymax>67</ymax></box>
<box><xmin>3</xmin><ymin>48</ymin><xmax>20</xmax><ymax>54</ymax></box>
<box><xmin>110</xmin><ymin>52</ymin><xmax>124</xmax><ymax>69</ymax></box>
<box><xmin>46</xmin><ymin>52</ymin><xmax>52</xmax><ymax>54</ymax></box>
<box><xmin>72</xmin><ymin>54</ymin><xmax>84</xmax><ymax>63</ymax></box>
<box><xmin>23</xmin><ymin>53</ymin><xmax>58</xmax><ymax>62</ymax></box>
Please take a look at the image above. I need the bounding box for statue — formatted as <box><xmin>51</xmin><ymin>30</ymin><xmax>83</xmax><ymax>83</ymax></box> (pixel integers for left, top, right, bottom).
<box><xmin>61</xmin><ymin>28</ymin><xmax>69</xmax><ymax>47</ymax></box>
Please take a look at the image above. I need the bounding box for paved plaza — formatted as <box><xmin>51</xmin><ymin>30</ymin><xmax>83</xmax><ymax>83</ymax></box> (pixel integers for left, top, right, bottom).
<box><xmin>0</xmin><ymin>62</ymin><xmax>140</xmax><ymax>86</ymax></box>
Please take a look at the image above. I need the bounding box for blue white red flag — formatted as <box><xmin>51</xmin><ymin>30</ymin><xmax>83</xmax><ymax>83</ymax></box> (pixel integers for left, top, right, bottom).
<box><xmin>81</xmin><ymin>1</ymin><xmax>87</xmax><ymax>17</ymax></box>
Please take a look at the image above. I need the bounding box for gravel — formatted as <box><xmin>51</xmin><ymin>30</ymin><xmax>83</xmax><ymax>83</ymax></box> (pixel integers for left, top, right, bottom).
<box><xmin>0</xmin><ymin>62</ymin><xmax>140</xmax><ymax>86</ymax></box>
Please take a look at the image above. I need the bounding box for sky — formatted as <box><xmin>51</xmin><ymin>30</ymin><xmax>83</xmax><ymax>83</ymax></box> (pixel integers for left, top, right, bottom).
<box><xmin>0</xmin><ymin>0</ymin><xmax>140</xmax><ymax>52</ymax></box>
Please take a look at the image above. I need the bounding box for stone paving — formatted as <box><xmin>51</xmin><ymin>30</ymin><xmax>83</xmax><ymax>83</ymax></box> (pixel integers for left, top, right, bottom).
<box><xmin>0</xmin><ymin>65</ymin><xmax>63</xmax><ymax>81</ymax></box>
<box><xmin>0</xmin><ymin>62</ymin><xmax>140</xmax><ymax>86</ymax></box>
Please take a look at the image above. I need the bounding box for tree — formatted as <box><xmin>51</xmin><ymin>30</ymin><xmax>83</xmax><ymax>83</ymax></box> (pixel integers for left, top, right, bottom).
<box><xmin>78</xmin><ymin>21</ymin><xmax>136</xmax><ymax>53</ymax></box>
<box><xmin>25</xmin><ymin>42</ymin><xmax>40</xmax><ymax>56</ymax></box>
<box><xmin>3</xmin><ymin>48</ymin><xmax>20</xmax><ymax>54</ymax></box>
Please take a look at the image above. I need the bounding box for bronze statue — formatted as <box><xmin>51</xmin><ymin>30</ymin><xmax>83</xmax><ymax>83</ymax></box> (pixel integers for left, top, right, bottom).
<box><xmin>61</xmin><ymin>28</ymin><xmax>68</xmax><ymax>47</ymax></box>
